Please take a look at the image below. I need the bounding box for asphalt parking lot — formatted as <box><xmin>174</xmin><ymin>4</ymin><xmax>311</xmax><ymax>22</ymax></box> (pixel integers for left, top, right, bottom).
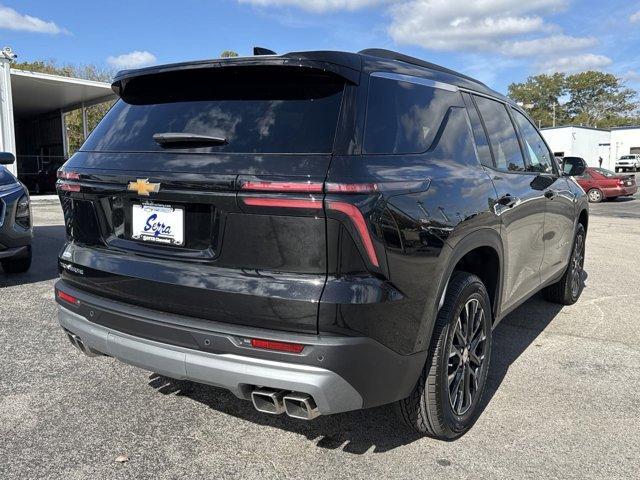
<box><xmin>1</xmin><ymin>195</ymin><xmax>639</xmax><ymax>479</ymax></box>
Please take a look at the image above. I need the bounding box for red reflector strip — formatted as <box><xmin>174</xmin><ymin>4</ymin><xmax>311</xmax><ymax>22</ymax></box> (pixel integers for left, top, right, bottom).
<box><xmin>327</xmin><ymin>201</ymin><xmax>379</xmax><ymax>267</ymax></box>
<box><xmin>325</xmin><ymin>182</ymin><xmax>378</xmax><ymax>193</ymax></box>
<box><xmin>250</xmin><ymin>338</ymin><xmax>305</xmax><ymax>353</ymax></box>
<box><xmin>57</xmin><ymin>171</ymin><xmax>80</xmax><ymax>180</ymax></box>
<box><xmin>57</xmin><ymin>290</ymin><xmax>79</xmax><ymax>305</ymax></box>
<box><xmin>242</xmin><ymin>180</ymin><xmax>323</xmax><ymax>193</ymax></box>
<box><xmin>59</xmin><ymin>183</ymin><xmax>81</xmax><ymax>192</ymax></box>
<box><xmin>242</xmin><ymin>197</ymin><xmax>322</xmax><ymax>209</ymax></box>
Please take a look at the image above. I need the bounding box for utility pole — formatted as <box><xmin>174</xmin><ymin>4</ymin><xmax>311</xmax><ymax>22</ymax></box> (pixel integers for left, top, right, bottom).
<box><xmin>552</xmin><ymin>103</ymin><xmax>556</xmax><ymax>127</ymax></box>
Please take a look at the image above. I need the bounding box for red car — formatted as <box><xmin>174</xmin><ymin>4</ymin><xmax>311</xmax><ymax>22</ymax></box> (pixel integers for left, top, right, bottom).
<box><xmin>576</xmin><ymin>166</ymin><xmax>638</xmax><ymax>203</ymax></box>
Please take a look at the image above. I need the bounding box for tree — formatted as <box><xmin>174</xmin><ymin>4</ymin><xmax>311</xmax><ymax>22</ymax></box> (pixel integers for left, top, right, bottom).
<box><xmin>10</xmin><ymin>59</ymin><xmax>116</xmax><ymax>155</ymax></box>
<box><xmin>508</xmin><ymin>73</ymin><xmax>568</xmax><ymax>128</ymax></box>
<box><xmin>508</xmin><ymin>71</ymin><xmax>640</xmax><ymax>129</ymax></box>
<box><xmin>220</xmin><ymin>50</ymin><xmax>239</xmax><ymax>58</ymax></box>
<box><xmin>565</xmin><ymin>71</ymin><xmax>638</xmax><ymax>127</ymax></box>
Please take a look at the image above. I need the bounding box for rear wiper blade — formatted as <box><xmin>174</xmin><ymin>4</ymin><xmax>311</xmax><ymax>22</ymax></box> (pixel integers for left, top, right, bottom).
<box><xmin>153</xmin><ymin>132</ymin><xmax>228</xmax><ymax>148</ymax></box>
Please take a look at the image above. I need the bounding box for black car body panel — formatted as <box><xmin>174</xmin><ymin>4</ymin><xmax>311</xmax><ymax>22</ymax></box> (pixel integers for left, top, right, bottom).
<box><xmin>0</xmin><ymin>165</ymin><xmax>32</xmax><ymax>260</ymax></box>
<box><xmin>55</xmin><ymin>49</ymin><xmax>588</xmax><ymax>414</ymax></box>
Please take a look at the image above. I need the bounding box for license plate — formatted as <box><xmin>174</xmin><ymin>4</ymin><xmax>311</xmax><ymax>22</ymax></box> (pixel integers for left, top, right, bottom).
<box><xmin>131</xmin><ymin>203</ymin><xmax>184</xmax><ymax>246</ymax></box>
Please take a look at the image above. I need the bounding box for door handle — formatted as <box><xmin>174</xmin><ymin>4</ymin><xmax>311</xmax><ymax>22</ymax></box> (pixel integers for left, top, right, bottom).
<box><xmin>544</xmin><ymin>190</ymin><xmax>557</xmax><ymax>200</ymax></box>
<box><xmin>497</xmin><ymin>194</ymin><xmax>519</xmax><ymax>208</ymax></box>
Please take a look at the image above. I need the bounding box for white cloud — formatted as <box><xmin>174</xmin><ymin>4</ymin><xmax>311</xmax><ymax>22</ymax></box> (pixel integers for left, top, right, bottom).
<box><xmin>500</xmin><ymin>35</ymin><xmax>597</xmax><ymax>57</ymax></box>
<box><xmin>388</xmin><ymin>0</ymin><xmax>568</xmax><ymax>52</ymax></box>
<box><xmin>630</xmin><ymin>11</ymin><xmax>640</xmax><ymax>23</ymax></box>
<box><xmin>0</xmin><ymin>4</ymin><xmax>68</xmax><ymax>34</ymax></box>
<box><xmin>107</xmin><ymin>51</ymin><xmax>157</xmax><ymax>69</ymax></box>
<box><xmin>237</xmin><ymin>0</ymin><xmax>386</xmax><ymax>12</ymax></box>
<box><xmin>537</xmin><ymin>54</ymin><xmax>612</xmax><ymax>74</ymax></box>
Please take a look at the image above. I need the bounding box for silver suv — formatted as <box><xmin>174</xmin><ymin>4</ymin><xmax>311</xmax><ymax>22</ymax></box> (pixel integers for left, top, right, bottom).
<box><xmin>0</xmin><ymin>152</ymin><xmax>32</xmax><ymax>273</ymax></box>
<box><xmin>615</xmin><ymin>154</ymin><xmax>640</xmax><ymax>172</ymax></box>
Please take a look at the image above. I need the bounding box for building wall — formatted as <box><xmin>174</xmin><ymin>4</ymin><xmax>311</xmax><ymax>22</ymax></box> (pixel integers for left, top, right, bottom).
<box><xmin>541</xmin><ymin>127</ymin><xmax>612</xmax><ymax>169</ymax></box>
<box><xmin>610</xmin><ymin>128</ymin><xmax>640</xmax><ymax>164</ymax></box>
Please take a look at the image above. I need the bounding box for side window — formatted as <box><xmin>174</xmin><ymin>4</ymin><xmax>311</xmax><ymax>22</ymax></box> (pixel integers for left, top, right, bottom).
<box><xmin>364</xmin><ymin>75</ymin><xmax>460</xmax><ymax>154</ymax></box>
<box><xmin>462</xmin><ymin>92</ymin><xmax>493</xmax><ymax>168</ymax></box>
<box><xmin>511</xmin><ymin>109</ymin><xmax>553</xmax><ymax>173</ymax></box>
<box><xmin>578</xmin><ymin>172</ymin><xmax>592</xmax><ymax>179</ymax></box>
<box><xmin>474</xmin><ymin>95</ymin><xmax>526</xmax><ymax>172</ymax></box>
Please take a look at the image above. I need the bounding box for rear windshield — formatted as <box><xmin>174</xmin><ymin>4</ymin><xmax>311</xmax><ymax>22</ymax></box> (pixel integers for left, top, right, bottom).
<box><xmin>82</xmin><ymin>67</ymin><xmax>345</xmax><ymax>154</ymax></box>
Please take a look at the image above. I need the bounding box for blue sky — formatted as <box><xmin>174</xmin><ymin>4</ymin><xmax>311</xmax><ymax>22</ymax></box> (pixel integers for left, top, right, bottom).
<box><xmin>1</xmin><ymin>0</ymin><xmax>640</xmax><ymax>93</ymax></box>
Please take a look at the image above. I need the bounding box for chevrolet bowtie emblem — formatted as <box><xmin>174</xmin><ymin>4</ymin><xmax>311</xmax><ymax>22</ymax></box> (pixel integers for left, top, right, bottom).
<box><xmin>128</xmin><ymin>179</ymin><xmax>160</xmax><ymax>196</ymax></box>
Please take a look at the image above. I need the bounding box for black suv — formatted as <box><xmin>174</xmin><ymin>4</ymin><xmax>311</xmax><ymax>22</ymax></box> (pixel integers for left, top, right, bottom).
<box><xmin>55</xmin><ymin>49</ymin><xmax>588</xmax><ymax>439</ymax></box>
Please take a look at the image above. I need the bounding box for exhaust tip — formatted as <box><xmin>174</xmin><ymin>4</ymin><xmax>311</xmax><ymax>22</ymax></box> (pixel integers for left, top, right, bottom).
<box><xmin>283</xmin><ymin>393</ymin><xmax>320</xmax><ymax>420</ymax></box>
<box><xmin>65</xmin><ymin>330</ymin><xmax>102</xmax><ymax>357</ymax></box>
<box><xmin>251</xmin><ymin>389</ymin><xmax>286</xmax><ymax>415</ymax></box>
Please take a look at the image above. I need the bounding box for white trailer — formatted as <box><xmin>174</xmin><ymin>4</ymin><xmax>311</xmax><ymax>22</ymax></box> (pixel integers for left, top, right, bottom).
<box><xmin>0</xmin><ymin>47</ymin><xmax>115</xmax><ymax>180</ymax></box>
<box><xmin>541</xmin><ymin>126</ymin><xmax>612</xmax><ymax>169</ymax></box>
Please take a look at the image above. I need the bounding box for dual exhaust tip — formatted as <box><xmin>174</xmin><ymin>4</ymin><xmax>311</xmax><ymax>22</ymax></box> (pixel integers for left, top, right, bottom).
<box><xmin>251</xmin><ymin>388</ymin><xmax>320</xmax><ymax>420</ymax></box>
<box><xmin>65</xmin><ymin>330</ymin><xmax>102</xmax><ymax>357</ymax></box>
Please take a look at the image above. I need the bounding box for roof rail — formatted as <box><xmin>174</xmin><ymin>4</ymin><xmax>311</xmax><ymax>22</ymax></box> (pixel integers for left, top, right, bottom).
<box><xmin>358</xmin><ymin>48</ymin><xmax>487</xmax><ymax>87</ymax></box>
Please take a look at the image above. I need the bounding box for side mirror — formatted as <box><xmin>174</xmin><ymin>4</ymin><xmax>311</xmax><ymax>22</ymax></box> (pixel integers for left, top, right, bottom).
<box><xmin>0</xmin><ymin>152</ymin><xmax>16</xmax><ymax>165</ymax></box>
<box><xmin>562</xmin><ymin>156</ymin><xmax>586</xmax><ymax>176</ymax></box>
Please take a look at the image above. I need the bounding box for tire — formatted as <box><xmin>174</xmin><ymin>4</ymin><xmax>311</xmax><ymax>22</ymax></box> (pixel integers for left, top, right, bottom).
<box><xmin>1</xmin><ymin>246</ymin><xmax>32</xmax><ymax>274</ymax></box>
<box><xmin>543</xmin><ymin>224</ymin><xmax>585</xmax><ymax>305</ymax></box>
<box><xmin>587</xmin><ymin>188</ymin><xmax>603</xmax><ymax>203</ymax></box>
<box><xmin>615</xmin><ymin>168</ymin><xmax>619</xmax><ymax>173</ymax></box>
<box><xmin>397</xmin><ymin>271</ymin><xmax>492</xmax><ymax>440</ymax></box>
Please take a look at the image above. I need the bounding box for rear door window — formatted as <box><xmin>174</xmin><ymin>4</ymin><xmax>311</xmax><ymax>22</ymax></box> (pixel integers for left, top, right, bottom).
<box><xmin>363</xmin><ymin>74</ymin><xmax>461</xmax><ymax>154</ymax></box>
<box><xmin>474</xmin><ymin>95</ymin><xmax>526</xmax><ymax>172</ymax></box>
<box><xmin>82</xmin><ymin>67</ymin><xmax>345</xmax><ymax>154</ymax></box>
<box><xmin>511</xmin><ymin>109</ymin><xmax>554</xmax><ymax>174</ymax></box>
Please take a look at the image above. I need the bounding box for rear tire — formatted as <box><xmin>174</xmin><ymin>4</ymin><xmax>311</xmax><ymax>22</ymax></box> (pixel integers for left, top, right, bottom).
<box><xmin>397</xmin><ymin>272</ymin><xmax>492</xmax><ymax>440</ymax></box>
<box><xmin>587</xmin><ymin>188</ymin><xmax>603</xmax><ymax>203</ymax></box>
<box><xmin>1</xmin><ymin>246</ymin><xmax>32</xmax><ymax>274</ymax></box>
<box><xmin>543</xmin><ymin>224</ymin><xmax>585</xmax><ymax>305</ymax></box>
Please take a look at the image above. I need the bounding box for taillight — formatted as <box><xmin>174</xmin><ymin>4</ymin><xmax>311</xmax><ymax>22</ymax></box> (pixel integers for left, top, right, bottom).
<box><xmin>241</xmin><ymin>180</ymin><xmax>323</xmax><ymax>193</ymax></box>
<box><xmin>327</xmin><ymin>201</ymin><xmax>379</xmax><ymax>267</ymax></box>
<box><xmin>242</xmin><ymin>197</ymin><xmax>322</xmax><ymax>209</ymax></box>
<box><xmin>250</xmin><ymin>338</ymin><xmax>305</xmax><ymax>353</ymax></box>
<box><xmin>618</xmin><ymin>179</ymin><xmax>625</xmax><ymax>186</ymax></box>
<box><xmin>57</xmin><ymin>290</ymin><xmax>79</xmax><ymax>305</ymax></box>
<box><xmin>57</xmin><ymin>171</ymin><xmax>80</xmax><ymax>180</ymax></box>
<box><xmin>59</xmin><ymin>183</ymin><xmax>81</xmax><ymax>192</ymax></box>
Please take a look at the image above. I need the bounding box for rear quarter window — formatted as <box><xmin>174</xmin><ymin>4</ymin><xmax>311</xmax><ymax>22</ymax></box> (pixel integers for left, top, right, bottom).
<box><xmin>363</xmin><ymin>75</ymin><xmax>462</xmax><ymax>155</ymax></box>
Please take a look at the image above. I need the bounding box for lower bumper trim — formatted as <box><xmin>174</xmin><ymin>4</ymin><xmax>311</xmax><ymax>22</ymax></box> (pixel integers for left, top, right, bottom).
<box><xmin>0</xmin><ymin>245</ymin><xmax>29</xmax><ymax>260</ymax></box>
<box><xmin>58</xmin><ymin>306</ymin><xmax>363</xmax><ymax>414</ymax></box>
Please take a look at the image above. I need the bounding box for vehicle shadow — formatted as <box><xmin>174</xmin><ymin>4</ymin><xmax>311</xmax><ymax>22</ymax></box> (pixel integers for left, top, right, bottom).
<box><xmin>147</xmin><ymin>286</ymin><xmax>579</xmax><ymax>453</ymax></box>
<box><xmin>0</xmin><ymin>224</ymin><xmax>65</xmax><ymax>287</ymax></box>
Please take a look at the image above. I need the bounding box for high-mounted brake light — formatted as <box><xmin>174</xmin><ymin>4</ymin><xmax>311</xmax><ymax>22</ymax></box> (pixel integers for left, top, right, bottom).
<box><xmin>57</xmin><ymin>171</ymin><xmax>80</xmax><ymax>180</ymax></box>
<box><xmin>242</xmin><ymin>197</ymin><xmax>322</xmax><ymax>209</ymax></box>
<box><xmin>242</xmin><ymin>180</ymin><xmax>323</xmax><ymax>193</ymax></box>
<box><xmin>57</xmin><ymin>290</ymin><xmax>79</xmax><ymax>305</ymax></box>
<box><xmin>327</xmin><ymin>201</ymin><xmax>379</xmax><ymax>267</ymax></box>
<box><xmin>250</xmin><ymin>338</ymin><xmax>305</xmax><ymax>353</ymax></box>
<box><xmin>59</xmin><ymin>183</ymin><xmax>81</xmax><ymax>192</ymax></box>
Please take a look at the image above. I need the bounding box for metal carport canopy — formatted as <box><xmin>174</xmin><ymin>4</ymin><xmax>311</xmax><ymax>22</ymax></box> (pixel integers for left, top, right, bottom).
<box><xmin>10</xmin><ymin>69</ymin><xmax>115</xmax><ymax>116</ymax></box>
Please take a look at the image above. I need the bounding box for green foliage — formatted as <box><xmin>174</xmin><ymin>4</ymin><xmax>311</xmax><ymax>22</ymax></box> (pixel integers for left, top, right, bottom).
<box><xmin>10</xmin><ymin>59</ymin><xmax>116</xmax><ymax>155</ymax></box>
<box><xmin>220</xmin><ymin>50</ymin><xmax>239</xmax><ymax>58</ymax></box>
<box><xmin>508</xmin><ymin>71</ymin><xmax>640</xmax><ymax>129</ymax></box>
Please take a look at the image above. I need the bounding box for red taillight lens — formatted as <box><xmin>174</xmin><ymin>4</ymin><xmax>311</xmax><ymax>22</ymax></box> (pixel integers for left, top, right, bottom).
<box><xmin>250</xmin><ymin>338</ymin><xmax>305</xmax><ymax>353</ymax></box>
<box><xmin>57</xmin><ymin>171</ymin><xmax>80</xmax><ymax>180</ymax></box>
<box><xmin>59</xmin><ymin>183</ymin><xmax>81</xmax><ymax>192</ymax></box>
<box><xmin>242</xmin><ymin>197</ymin><xmax>323</xmax><ymax>209</ymax></box>
<box><xmin>57</xmin><ymin>290</ymin><xmax>79</xmax><ymax>305</ymax></box>
<box><xmin>618</xmin><ymin>179</ymin><xmax>625</xmax><ymax>186</ymax></box>
<box><xmin>327</xmin><ymin>201</ymin><xmax>379</xmax><ymax>267</ymax></box>
<box><xmin>241</xmin><ymin>180</ymin><xmax>323</xmax><ymax>193</ymax></box>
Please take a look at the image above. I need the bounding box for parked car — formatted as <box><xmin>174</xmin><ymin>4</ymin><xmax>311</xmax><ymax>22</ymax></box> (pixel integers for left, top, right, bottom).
<box><xmin>54</xmin><ymin>49</ymin><xmax>588</xmax><ymax>440</ymax></box>
<box><xmin>576</xmin><ymin>166</ymin><xmax>638</xmax><ymax>202</ymax></box>
<box><xmin>615</xmin><ymin>154</ymin><xmax>640</xmax><ymax>172</ymax></box>
<box><xmin>0</xmin><ymin>152</ymin><xmax>33</xmax><ymax>273</ymax></box>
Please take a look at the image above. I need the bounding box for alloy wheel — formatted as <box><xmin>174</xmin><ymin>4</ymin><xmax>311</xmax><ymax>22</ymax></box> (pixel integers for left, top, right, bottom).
<box><xmin>447</xmin><ymin>298</ymin><xmax>488</xmax><ymax>416</ymax></box>
<box><xmin>570</xmin><ymin>234</ymin><xmax>585</xmax><ymax>298</ymax></box>
<box><xmin>588</xmin><ymin>189</ymin><xmax>602</xmax><ymax>202</ymax></box>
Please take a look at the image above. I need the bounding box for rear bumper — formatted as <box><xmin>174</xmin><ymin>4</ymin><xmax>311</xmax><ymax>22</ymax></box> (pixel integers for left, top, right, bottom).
<box><xmin>55</xmin><ymin>280</ymin><xmax>424</xmax><ymax>414</ymax></box>
<box><xmin>602</xmin><ymin>185</ymin><xmax>638</xmax><ymax>197</ymax></box>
